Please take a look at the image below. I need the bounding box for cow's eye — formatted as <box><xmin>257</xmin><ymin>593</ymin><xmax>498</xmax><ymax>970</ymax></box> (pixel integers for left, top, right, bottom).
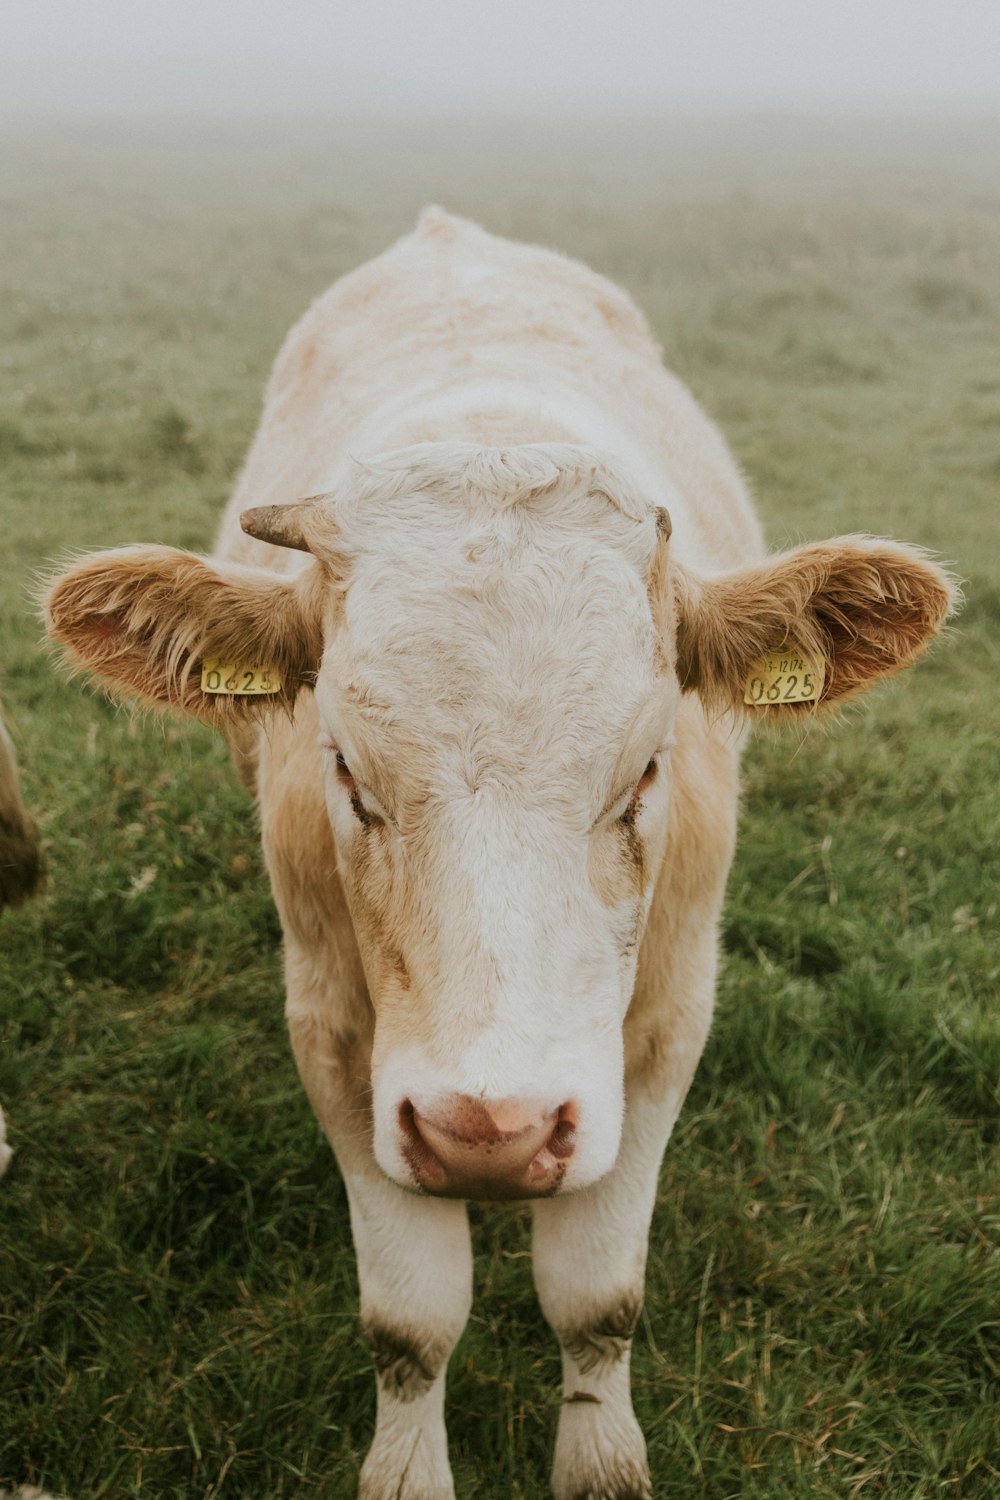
<box><xmin>333</xmin><ymin>751</ymin><xmax>383</xmax><ymax>828</ymax></box>
<box><xmin>604</xmin><ymin>757</ymin><xmax>659</xmax><ymax>827</ymax></box>
<box><xmin>616</xmin><ymin>758</ymin><xmax>658</xmax><ymax>825</ymax></box>
<box><xmin>637</xmin><ymin>758</ymin><xmax>657</xmax><ymax>794</ymax></box>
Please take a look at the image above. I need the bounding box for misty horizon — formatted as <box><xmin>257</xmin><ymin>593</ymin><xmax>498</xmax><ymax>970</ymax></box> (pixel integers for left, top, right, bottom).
<box><xmin>3</xmin><ymin>0</ymin><xmax>998</xmax><ymax>122</ymax></box>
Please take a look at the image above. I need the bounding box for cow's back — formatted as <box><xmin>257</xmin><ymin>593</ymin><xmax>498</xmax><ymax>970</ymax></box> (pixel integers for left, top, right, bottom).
<box><xmin>218</xmin><ymin>209</ymin><xmax>762</xmax><ymax>575</ymax></box>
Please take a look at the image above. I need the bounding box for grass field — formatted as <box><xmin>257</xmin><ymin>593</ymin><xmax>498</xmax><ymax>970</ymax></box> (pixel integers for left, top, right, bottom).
<box><xmin>1</xmin><ymin>114</ymin><xmax>998</xmax><ymax>1498</ymax></box>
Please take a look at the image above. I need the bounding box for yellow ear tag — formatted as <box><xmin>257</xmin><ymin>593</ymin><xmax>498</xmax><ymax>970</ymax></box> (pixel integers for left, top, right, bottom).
<box><xmin>744</xmin><ymin>646</ymin><xmax>825</xmax><ymax>707</ymax></box>
<box><xmin>200</xmin><ymin>659</ymin><xmax>282</xmax><ymax>696</ymax></box>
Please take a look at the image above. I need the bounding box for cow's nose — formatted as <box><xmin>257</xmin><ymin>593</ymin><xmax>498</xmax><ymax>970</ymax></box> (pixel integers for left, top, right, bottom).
<box><xmin>398</xmin><ymin>1094</ymin><xmax>577</xmax><ymax>1200</ymax></box>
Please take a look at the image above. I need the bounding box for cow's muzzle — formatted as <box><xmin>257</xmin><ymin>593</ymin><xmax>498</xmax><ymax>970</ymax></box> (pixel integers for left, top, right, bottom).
<box><xmin>398</xmin><ymin>1094</ymin><xmax>577</xmax><ymax>1200</ymax></box>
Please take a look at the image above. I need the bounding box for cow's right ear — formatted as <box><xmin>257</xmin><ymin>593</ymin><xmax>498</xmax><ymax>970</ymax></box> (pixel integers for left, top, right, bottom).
<box><xmin>45</xmin><ymin>546</ymin><xmax>325</xmax><ymax>721</ymax></box>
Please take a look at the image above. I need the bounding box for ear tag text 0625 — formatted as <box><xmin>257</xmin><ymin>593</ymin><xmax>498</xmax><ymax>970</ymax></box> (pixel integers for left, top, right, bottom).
<box><xmin>744</xmin><ymin>646</ymin><xmax>825</xmax><ymax>707</ymax></box>
<box><xmin>200</xmin><ymin>659</ymin><xmax>282</xmax><ymax>696</ymax></box>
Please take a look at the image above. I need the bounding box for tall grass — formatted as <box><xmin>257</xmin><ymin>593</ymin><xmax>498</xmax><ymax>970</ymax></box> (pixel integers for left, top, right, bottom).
<box><xmin>1</xmin><ymin>115</ymin><xmax>998</xmax><ymax>1497</ymax></box>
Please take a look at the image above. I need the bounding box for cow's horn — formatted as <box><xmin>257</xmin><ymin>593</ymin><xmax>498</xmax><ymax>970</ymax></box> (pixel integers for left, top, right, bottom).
<box><xmin>240</xmin><ymin>495</ymin><xmax>332</xmax><ymax>553</ymax></box>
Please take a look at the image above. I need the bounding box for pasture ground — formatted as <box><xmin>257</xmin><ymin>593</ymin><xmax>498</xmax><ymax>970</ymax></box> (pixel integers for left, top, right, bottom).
<box><xmin>1</xmin><ymin>114</ymin><xmax>998</xmax><ymax>1498</ymax></box>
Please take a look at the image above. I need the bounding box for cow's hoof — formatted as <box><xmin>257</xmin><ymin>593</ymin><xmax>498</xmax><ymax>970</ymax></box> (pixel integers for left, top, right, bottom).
<box><xmin>554</xmin><ymin>1463</ymin><xmax>652</xmax><ymax>1500</ymax></box>
<box><xmin>359</xmin><ymin>1430</ymin><xmax>455</xmax><ymax>1500</ymax></box>
<box><xmin>359</xmin><ymin>1474</ymin><xmax>454</xmax><ymax>1500</ymax></box>
<box><xmin>552</xmin><ymin>1400</ymin><xmax>652</xmax><ymax>1500</ymax></box>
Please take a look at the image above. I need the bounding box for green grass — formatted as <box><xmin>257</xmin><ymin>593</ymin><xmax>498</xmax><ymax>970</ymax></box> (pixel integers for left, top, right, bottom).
<box><xmin>1</xmin><ymin>114</ymin><xmax>998</xmax><ymax>1498</ymax></box>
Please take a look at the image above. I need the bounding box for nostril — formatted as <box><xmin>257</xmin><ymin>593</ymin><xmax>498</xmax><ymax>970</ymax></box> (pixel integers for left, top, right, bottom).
<box><xmin>547</xmin><ymin>1101</ymin><xmax>578</xmax><ymax>1161</ymax></box>
<box><xmin>398</xmin><ymin>1098</ymin><xmax>447</xmax><ymax>1189</ymax></box>
<box><xmin>397</xmin><ymin>1095</ymin><xmax>580</xmax><ymax>1196</ymax></box>
<box><xmin>397</xmin><ymin>1097</ymin><xmax>418</xmax><ymax>1153</ymax></box>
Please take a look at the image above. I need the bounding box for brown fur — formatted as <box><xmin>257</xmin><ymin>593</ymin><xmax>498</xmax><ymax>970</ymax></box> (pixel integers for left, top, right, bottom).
<box><xmin>587</xmin><ymin>811</ymin><xmax>647</xmax><ymax>910</ymax></box>
<box><xmin>363</xmin><ymin>1318</ymin><xmax>451</xmax><ymax>1400</ymax></box>
<box><xmin>562</xmin><ymin>1294</ymin><xmax>643</xmax><ymax>1376</ymax></box>
<box><xmin>44</xmin><ymin>547</ymin><xmax>327</xmax><ymax>724</ymax></box>
<box><xmin>0</xmin><ymin>811</ymin><xmax>42</xmax><ymax>909</ymax></box>
<box><xmin>672</xmin><ymin>536</ymin><xmax>958</xmax><ymax>718</ymax></box>
<box><xmin>0</xmin><ymin>713</ymin><xmax>42</xmax><ymax>908</ymax></box>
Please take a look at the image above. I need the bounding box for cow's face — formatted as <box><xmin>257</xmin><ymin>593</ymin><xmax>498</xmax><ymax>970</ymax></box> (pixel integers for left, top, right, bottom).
<box><xmin>306</xmin><ymin>448</ymin><xmax>676</xmax><ymax>1197</ymax></box>
<box><xmin>45</xmin><ymin>442</ymin><xmax>956</xmax><ymax>1200</ymax></box>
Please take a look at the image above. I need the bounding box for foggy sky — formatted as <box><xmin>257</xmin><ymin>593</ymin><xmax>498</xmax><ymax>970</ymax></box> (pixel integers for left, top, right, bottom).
<box><xmin>3</xmin><ymin>0</ymin><xmax>998</xmax><ymax>118</ymax></box>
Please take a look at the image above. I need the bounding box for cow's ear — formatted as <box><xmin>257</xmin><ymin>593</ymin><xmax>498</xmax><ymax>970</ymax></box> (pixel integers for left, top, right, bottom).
<box><xmin>673</xmin><ymin>536</ymin><xmax>958</xmax><ymax>716</ymax></box>
<box><xmin>45</xmin><ymin>546</ymin><xmax>325</xmax><ymax>721</ymax></box>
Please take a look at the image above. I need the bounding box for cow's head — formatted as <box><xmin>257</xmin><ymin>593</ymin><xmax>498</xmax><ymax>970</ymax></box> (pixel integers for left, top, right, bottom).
<box><xmin>46</xmin><ymin>444</ymin><xmax>955</xmax><ymax>1198</ymax></box>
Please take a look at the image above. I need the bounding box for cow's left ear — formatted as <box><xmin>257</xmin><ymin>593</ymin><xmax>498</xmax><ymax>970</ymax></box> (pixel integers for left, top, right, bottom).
<box><xmin>673</xmin><ymin>536</ymin><xmax>959</xmax><ymax>715</ymax></box>
<box><xmin>45</xmin><ymin>545</ymin><xmax>325</xmax><ymax>723</ymax></box>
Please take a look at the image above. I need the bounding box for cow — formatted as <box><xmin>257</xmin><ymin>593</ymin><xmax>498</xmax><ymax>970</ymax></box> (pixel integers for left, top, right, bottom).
<box><xmin>0</xmin><ymin>703</ymin><xmax>42</xmax><ymax>1179</ymax></box>
<box><xmin>0</xmin><ymin>705</ymin><xmax>41</xmax><ymax>915</ymax></box>
<box><xmin>45</xmin><ymin>208</ymin><xmax>955</xmax><ymax>1500</ymax></box>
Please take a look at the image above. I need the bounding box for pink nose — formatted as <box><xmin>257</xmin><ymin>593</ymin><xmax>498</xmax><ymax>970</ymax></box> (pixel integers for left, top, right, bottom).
<box><xmin>398</xmin><ymin>1094</ymin><xmax>577</xmax><ymax>1200</ymax></box>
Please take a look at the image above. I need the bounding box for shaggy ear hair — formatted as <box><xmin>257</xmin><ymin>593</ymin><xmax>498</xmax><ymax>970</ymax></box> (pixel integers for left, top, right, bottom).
<box><xmin>674</xmin><ymin>536</ymin><xmax>958</xmax><ymax>716</ymax></box>
<box><xmin>45</xmin><ymin>546</ymin><xmax>325</xmax><ymax>722</ymax></box>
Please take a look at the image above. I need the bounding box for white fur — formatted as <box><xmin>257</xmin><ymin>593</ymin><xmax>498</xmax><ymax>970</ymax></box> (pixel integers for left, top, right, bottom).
<box><xmin>220</xmin><ymin>211</ymin><xmax>760</xmax><ymax>1497</ymax></box>
<box><xmin>45</xmin><ymin>209</ymin><xmax>950</xmax><ymax>1498</ymax></box>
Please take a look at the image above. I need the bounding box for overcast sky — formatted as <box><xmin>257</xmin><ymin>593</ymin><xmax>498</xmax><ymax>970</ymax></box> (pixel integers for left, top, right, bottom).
<box><xmin>3</xmin><ymin>0</ymin><xmax>999</xmax><ymax>118</ymax></box>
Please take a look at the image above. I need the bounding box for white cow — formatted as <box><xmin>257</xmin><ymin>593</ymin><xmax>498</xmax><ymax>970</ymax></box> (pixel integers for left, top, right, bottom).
<box><xmin>46</xmin><ymin>209</ymin><xmax>954</xmax><ymax>1499</ymax></box>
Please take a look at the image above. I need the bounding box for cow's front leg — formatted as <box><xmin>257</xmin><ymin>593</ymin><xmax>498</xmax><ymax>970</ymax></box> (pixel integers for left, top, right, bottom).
<box><xmin>285</xmin><ymin>976</ymin><xmax>472</xmax><ymax>1500</ymax></box>
<box><xmin>532</xmin><ymin>1092</ymin><xmax>680</xmax><ymax>1500</ymax></box>
<box><xmin>344</xmin><ymin>1167</ymin><xmax>473</xmax><ymax>1500</ymax></box>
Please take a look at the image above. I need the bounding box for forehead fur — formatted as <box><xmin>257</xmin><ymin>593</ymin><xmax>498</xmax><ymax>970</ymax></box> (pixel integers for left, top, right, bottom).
<box><xmin>343</xmin><ymin>441</ymin><xmax>654</xmax><ymax>527</ymax></box>
<box><xmin>327</xmin><ymin>442</ymin><xmax>659</xmax><ymax>584</ymax></box>
<box><xmin>318</xmin><ymin>443</ymin><xmax>669</xmax><ymax>795</ymax></box>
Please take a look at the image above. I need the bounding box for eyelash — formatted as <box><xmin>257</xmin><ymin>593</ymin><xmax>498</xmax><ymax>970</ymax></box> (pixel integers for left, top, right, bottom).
<box><xmin>334</xmin><ymin>751</ymin><xmax>382</xmax><ymax>828</ymax></box>
<box><xmin>636</xmin><ymin>758</ymin><xmax>658</xmax><ymax>796</ymax></box>
<box><xmin>614</xmin><ymin>758</ymin><xmax>659</xmax><ymax>825</ymax></box>
<box><xmin>330</xmin><ymin>747</ymin><xmax>657</xmax><ymax>828</ymax></box>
